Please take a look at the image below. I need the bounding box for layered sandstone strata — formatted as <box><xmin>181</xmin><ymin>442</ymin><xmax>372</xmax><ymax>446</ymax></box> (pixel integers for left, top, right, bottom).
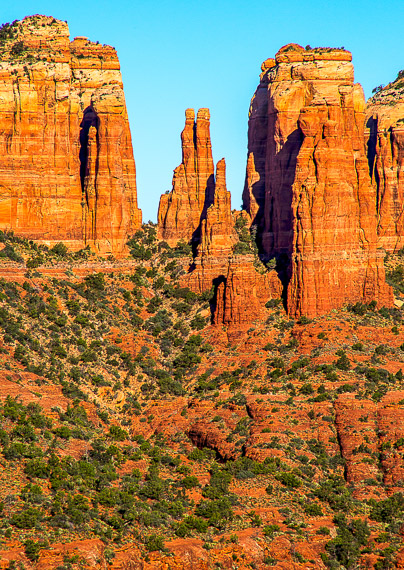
<box><xmin>244</xmin><ymin>43</ymin><xmax>392</xmax><ymax>317</ymax></box>
<box><xmin>0</xmin><ymin>15</ymin><xmax>141</xmax><ymax>255</ymax></box>
<box><xmin>213</xmin><ymin>257</ymin><xmax>282</xmax><ymax>325</ymax></box>
<box><xmin>366</xmin><ymin>74</ymin><xmax>404</xmax><ymax>251</ymax></box>
<box><xmin>157</xmin><ymin>108</ymin><xmax>214</xmax><ymax>246</ymax></box>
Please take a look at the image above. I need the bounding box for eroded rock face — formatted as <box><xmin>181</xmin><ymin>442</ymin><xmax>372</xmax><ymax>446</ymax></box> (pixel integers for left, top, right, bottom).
<box><xmin>244</xmin><ymin>44</ymin><xmax>392</xmax><ymax>317</ymax></box>
<box><xmin>334</xmin><ymin>392</ymin><xmax>404</xmax><ymax>496</ymax></box>
<box><xmin>157</xmin><ymin>108</ymin><xmax>215</xmax><ymax>246</ymax></box>
<box><xmin>183</xmin><ymin>158</ymin><xmax>282</xmax><ymax>325</ymax></box>
<box><xmin>198</xmin><ymin>158</ymin><xmax>238</xmax><ymax>258</ymax></box>
<box><xmin>0</xmin><ymin>15</ymin><xmax>141</xmax><ymax>255</ymax></box>
<box><xmin>366</xmin><ymin>75</ymin><xmax>404</xmax><ymax>252</ymax></box>
<box><xmin>161</xmin><ymin>108</ymin><xmax>283</xmax><ymax>325</ymax></box>
<box><xmin>213</xmin><ymin>257</ymin><xmax>282</xmax><ymax>326</ymax></box>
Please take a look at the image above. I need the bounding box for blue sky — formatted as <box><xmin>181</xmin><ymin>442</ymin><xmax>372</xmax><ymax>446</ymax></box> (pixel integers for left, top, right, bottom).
<box><xmin>1</xmin><ymin>0</ymin><xmax>403</xmax><ymax>221</ymax></box>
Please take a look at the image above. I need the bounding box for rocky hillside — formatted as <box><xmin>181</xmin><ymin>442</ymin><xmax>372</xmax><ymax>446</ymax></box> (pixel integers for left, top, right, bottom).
<box><xmin>0</xmin><ymin>230</ymin><xmax>403</xmax><ymax>568</ymax></box>
<box><xmin>1</xmin><ymin>15</ymin><xmax>404</xmax><ymax>569</ymax></box>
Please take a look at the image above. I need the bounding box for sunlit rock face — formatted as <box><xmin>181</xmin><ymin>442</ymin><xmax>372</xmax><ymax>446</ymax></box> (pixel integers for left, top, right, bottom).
<box><xmin>0</xmin><ymin>15</ymin><xmax>142</xmax><ymax>255</ymax></box>
<box><xmin>157</xmin><ymin>108</ymin><xmax>215</xmax><ymax>247</ymax></box>
<box><xmin>244</xmin><ymin>44</ymin><xmax>392</xmax><ymax>317</ymax></box>
<box><xmin>366</xmin><ymin>74</ymin><xmax>404</xmax><ymax>252</ymax></box>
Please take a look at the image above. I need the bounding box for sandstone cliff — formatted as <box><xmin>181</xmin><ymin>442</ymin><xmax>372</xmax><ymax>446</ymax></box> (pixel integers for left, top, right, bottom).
<box><xmin>0</xmin><ymin>15</ymin><xmax>142</xmax><ymax>255</ymax></box>
<box><xmin>366</xmin><ymin>72</ymin><xmax>404</xmax><ymax>252</ymax></box>
<box><xmin>244</xmin><ymin>44</ymin><xmax>393</xmax><ymax>317</ymax></box>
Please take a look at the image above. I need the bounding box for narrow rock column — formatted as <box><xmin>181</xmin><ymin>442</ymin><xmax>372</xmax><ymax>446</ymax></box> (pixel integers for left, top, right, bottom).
<box><xmin>199</xmin><ymin>158</ymin><xmax>238</xmax><ymax>257</ymax></box>
<box><xmin>157</xmin><ymin>108</ymin><xmax>215</xmax><ymax>246</ymax></box>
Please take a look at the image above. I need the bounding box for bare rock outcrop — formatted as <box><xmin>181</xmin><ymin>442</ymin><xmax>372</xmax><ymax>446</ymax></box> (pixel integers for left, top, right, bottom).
<box><xmin>159</xmin><ymin>108</ymin><xmax>282</xmax><ymax>325</ymax></box>
<box><xmin>366</xmin><ymin>73</ymin><xmax>404</xmax><ymax>251</ymax></box>
<box><xmin>244</xmin><ymin>44</ymin><xmax>393</xmax><ymax>317</ymax></box>
<box><xmin>213</xmin><ymin>257</ymin><xmax>282</xmax><ymax>325</ymax></box>
<box><xmin>334</xmin><ymin>392</ymin><xmax>404</xmax><ymax>494</ymax></box>
<box><xmin>157</xmin><ymin>108</ymin><xmax>214</xmax><ymax>246</ymax></box>
<box><xmin>0</xmin><ymin>15</ymin><xmax>141</xmax><ymax>255</ymax></box>
<box><xmin>198</xmin><ymin>158</ymin><xmax>238</xmax><ymax>258</ymax></box>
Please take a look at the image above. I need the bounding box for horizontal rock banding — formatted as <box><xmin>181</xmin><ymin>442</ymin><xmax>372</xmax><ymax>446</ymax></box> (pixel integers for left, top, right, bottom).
<box><xmin>0</xmin><ymin>15</ymin><xmax>142</xmax><ymax>255</ymax></box>
<box><xmin>244</xmin><ymin>43</ymin><xmax>393</xmax><ymax>317</ymax></box>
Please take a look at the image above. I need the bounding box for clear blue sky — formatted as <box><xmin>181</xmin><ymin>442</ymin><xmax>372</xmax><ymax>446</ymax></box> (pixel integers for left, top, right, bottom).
<box><xmin>1</xmin><ymin>0</ymin><xmax>403</xmax><ymax>222</ymax></box>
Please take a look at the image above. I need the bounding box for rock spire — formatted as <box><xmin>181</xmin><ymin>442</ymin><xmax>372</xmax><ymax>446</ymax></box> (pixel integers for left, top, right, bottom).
<box><xmin>157</xmin><ymin>108</ymin><xmax>215</xmax><ymax>246</ymax></box>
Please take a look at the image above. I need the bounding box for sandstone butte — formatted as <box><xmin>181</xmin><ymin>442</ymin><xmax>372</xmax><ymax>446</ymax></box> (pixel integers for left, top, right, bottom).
<box><xmin>243</xmin><ymin>43</ymin><xmax>393</xmax><ymax>318</ymax></box>
<box><xmin>0</xmin><ymin>15</ymin><xmax>142</xmax><ymax>256</ymax></box>
<box><xmin>366</xmin><ymin>72</ymin><xmax>404</xmax><ymax>252</ymax></box>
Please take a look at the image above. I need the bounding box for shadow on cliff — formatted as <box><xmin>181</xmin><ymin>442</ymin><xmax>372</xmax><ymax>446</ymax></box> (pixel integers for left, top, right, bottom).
<box><xmin>366</xmin><ymin>116</ymin><xmax>380</xmax><ymax>200</ymax></box>
<box><xmin>79</xmin><ymin>106</ymin><xmax>99</xmax><ymax>196</ymax></box>
<box><xmin>210</xmin><ymin>275</ymin><xmax>226</xmax><ymax>324</ymax></box>
<box><xmin>256</xmin><ymin>127</ymin><xmax>303</xmax><ymax>313</ymax></box>
<box><xmin>190</xmin><ymin>174</ymin><xmax>215</xmax><ymax>256</ymax></box>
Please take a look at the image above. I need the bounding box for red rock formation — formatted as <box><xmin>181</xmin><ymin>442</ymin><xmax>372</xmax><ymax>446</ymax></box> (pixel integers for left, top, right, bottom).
<box><xmin>0</xmin><ymin>15</ymin><xmax>141</xmax><ymax>255</ymax></box>
<box><xmin>366</xmin><ymin>74</ymin><xmax>404</xmax><ymax>251</ymax></box>
<box><xmin>334</xmin><ymin>392</ymin><xmax>404</xmax><ymax>494</ymax></box>
<box><xmin>181</xmin><ymin>156</ymin><xmax>240</xmax><ymax>298</ymax></box>
<box><xmin>334</xmin><ymin>396</ymin><xmax>380</xmax><ymax>491</ymax></box>
<box><xmin>157</xmin><ymin>108</ymin><xmax>214</xmax><ymax>246</ymax></box>
<box><xmin>198</xmin><ymin>158</ymin><xmax>238</xmax><ymax>258</ymax></box>
<box><xmin>159</xmin><ymin>110</ymin><xmax>284</xmax><ymax>324</ymax></box>
<box><xmin>176</xmin><ymin>152</ymin><xmax>282</xmax><ymax>324</ymax></box>
<box><xmin>180</xmin><ymin>157</ymin><xmax>238</xmax><ymax>296</ymax></box>
<box><xmin>213</xmin><ymin>257</ymin><xmax>282</xmax><ymax>325</ymax></box>
<box><xmin>244</xmin><ymin>44</ymin><xmax>393</xmax><ymax>317</ymax></box>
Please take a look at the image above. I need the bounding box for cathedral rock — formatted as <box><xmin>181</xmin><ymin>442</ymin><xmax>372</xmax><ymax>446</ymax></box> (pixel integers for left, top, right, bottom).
<box><xmin>243</xmin><ymin>43</ymin><xmax>393</xmax><ymax>318</ymax></box>
<box><xmin>0</xmin><ymin>15</ymin><xmax>142</xmax><ymax>255</ymax></box>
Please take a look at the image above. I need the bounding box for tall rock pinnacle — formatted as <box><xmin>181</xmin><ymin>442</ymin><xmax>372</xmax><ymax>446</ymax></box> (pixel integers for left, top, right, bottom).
<box><xmin>157</xmin><ymin>108</ymin><xmax>215</xmax><ymax>246</ymax></box>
